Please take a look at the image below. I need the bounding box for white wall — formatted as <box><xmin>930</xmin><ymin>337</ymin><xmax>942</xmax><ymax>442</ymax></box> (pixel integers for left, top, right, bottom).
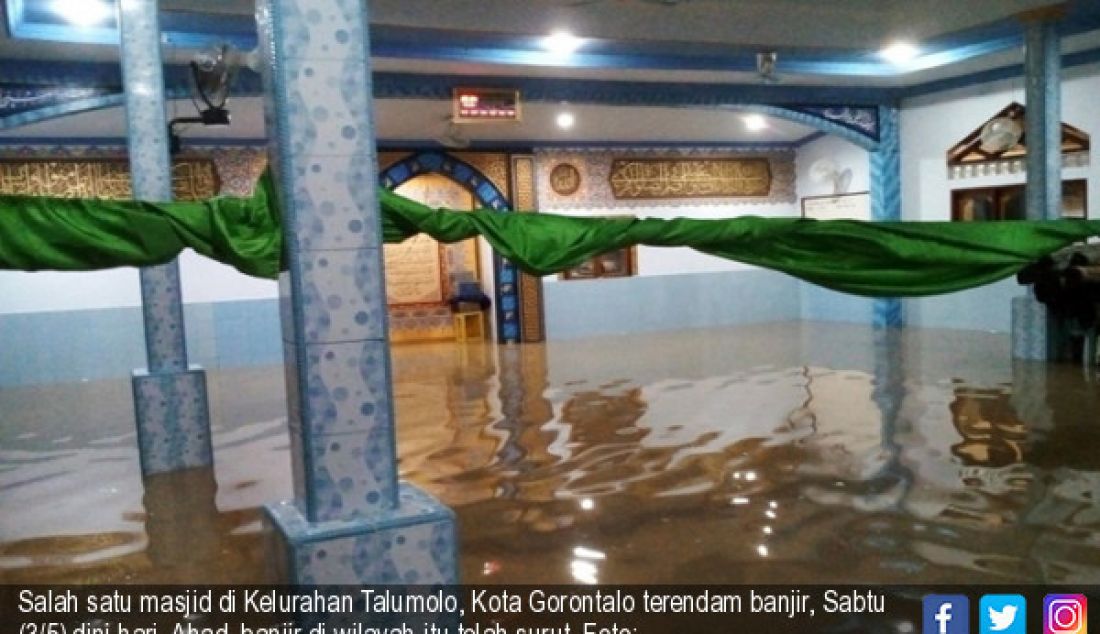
<box><xmin>900</xmin><ymin>61</ymin><xmax>1100</xmax><ymax>331</ymax></box>
<box><xmin>901</xmin><ymin>62</ymin><xmax>1100</xmax><ymax>222</ymax></box>
<box><xmin>0</xmin><ymin>251</ymin><xmax>276</xmax><ymax>315</ymax></box>
<box><xmin>177</xmin><ymin>251</ymin><xmax>278</xmax><ymax>304</ymax></box>
<box><xmin>0</xmin><ymin>268</ymin><xmax>141</xmax><ymax>314</ymax></box>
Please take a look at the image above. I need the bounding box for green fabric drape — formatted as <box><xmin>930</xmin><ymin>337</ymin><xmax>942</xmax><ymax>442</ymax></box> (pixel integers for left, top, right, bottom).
<box><xmin>380</xmin><ymin>189</ymin><xmax>1100</xmax><ymax>297</ymax></box>
<box><xmin>0</xmin><ymin>170</ymin><xmax>282</xmax><ymax>279</ymax></box>
<box><xmin>2</xmin><ymin>170</ymin><xmax>1099</xmax><ymax>298</ymax></box>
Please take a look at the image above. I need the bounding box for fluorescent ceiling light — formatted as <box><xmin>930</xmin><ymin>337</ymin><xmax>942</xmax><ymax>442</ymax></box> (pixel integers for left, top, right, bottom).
<box><xmin>880</xmin><ymin>41</ymin><xmax>920</xmax><ymax>65</ymax></box>
<box><xmin>51</xmin><ymin>0</ymin><xmax>113</xmax><ymax>27</ymax></box>
<box><xmin>556</xmin><ymin>111</ymin><xmax>576</xmax><ymax>130</ymax></box>
<box><xmin>743</xmin><ymin>114</ymin><xmax>768</xmax><ymax>132</ymax></box>
<box><xmin>544</xmin><ymin>31</ymin><xmax>583</xmax><ymax>56</ymax></box>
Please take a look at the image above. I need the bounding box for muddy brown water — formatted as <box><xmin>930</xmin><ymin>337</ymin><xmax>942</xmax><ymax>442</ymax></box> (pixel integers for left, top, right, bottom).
<box><xmin>3</xmin><ymin>323</ymin><xmax>1099</xmax><ymax>585</ymax></box>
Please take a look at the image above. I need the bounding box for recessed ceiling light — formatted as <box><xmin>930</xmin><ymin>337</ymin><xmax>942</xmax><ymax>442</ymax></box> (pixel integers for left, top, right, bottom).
<box><xmin>51</xmin><ymin>0</ymin><xmax>113</xmax><ymax>27</ymax></box>
<box><xmin>556</xmin><ymin>111</ymin><xmax>576</xmax><ymax>130</ymax></box>
<box><xmin>743</xmin><ymin>114</ymin><xmax>768</xmax><ymax>132</ymax></box>
<box><xmin>880</xmin><ymin>41</ymin><xmax>920</xmax><ymax>65</ymax></box>
<box><xmin>544</xmin><ymin>31</ymin><xmax>583</xmax><ymax>56</ymax></box>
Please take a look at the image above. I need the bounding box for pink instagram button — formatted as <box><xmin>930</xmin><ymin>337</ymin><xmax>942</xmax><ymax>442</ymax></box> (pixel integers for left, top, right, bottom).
<box><xmin>1045</xmin><ymin>594</ymin><xmax>1087</xmax><ymax>634</ymax></box>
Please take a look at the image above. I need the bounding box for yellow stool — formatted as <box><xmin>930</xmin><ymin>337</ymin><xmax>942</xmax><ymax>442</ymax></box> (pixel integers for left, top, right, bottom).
<box><xmin>453</xmin><ymin>311</ymin><xmax>485</xmax><ymax>342</ymax></box>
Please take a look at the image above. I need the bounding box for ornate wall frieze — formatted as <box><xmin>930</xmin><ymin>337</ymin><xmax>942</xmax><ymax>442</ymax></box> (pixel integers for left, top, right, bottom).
<box><xmin>0</xmin><ymin>156</ymin><xmax>219</xmax><ymax>201</ymax></box>
<box><xmin>535</xmin><ymin>147</ymin><xmax>796</xmax><ymax>210</ymax></box>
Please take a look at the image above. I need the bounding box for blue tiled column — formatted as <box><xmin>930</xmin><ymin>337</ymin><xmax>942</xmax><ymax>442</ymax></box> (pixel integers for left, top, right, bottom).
<box><xmin>118</xmin><ymin>0</ymin><xmax>212</xmax><ymax>476</ymax></box>
<box><xmin>256</xmin><ymin>0</ymin><xmax>457</xmax><ymax>585</ymax></box>
<box><xmin>1024</xmin><ymin>15</ymin><xmax>1062</xmax><ymax>221</ymax></box>
<box><xmin>870</xmin><ymin>105</ymin><xmax>903</xmax><ymax>328</ymax></box>
<box><xmin>1014</xmin><ymin>13</ymin><xmax>1066</xmax><ymax>360</ymax></box>
<box><xmin>1012</xmin><ymin>295</ymin><xmax>1048</xmax><ymax>360</ymax></box>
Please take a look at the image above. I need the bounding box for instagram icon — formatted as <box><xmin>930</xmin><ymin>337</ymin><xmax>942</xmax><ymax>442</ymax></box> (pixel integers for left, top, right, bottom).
<box><xmin>1045</xmin><ymin>595</ymin><xmax>1088</xmax><ymax>634</ymax></box>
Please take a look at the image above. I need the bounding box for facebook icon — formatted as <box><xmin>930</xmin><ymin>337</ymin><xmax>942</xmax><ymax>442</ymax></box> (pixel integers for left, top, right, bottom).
<box><xmin>924</xmin><ymin>595</ymin><xmax>970</xmax><ymax>634</ymax></box>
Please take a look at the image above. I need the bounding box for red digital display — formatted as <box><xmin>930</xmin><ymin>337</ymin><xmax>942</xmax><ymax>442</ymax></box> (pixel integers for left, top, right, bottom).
<box><xmin>453</xmin><ymin>88</ymin><xmax>521</xmax><ymax>122</ymax></box>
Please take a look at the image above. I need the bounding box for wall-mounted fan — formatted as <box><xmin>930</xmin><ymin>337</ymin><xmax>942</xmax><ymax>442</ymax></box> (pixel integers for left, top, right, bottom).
<box><xmin>978</xmin><ymin>116</ymin><xmax>1023</xmax><ymax>154</ymax></box>
<box><xmin>169</xmin><ymin>44</ymin><xmax>251</xmax><ymax>153</ymax></box>
<box><xmin>809</xmin><ymin>158</ymin><xmax>853</xmax><ymax>195</ymax></box>
<box><xmin>190</xmin><ymin>45</ymin><xmax>235</xmax><ymax>122</ymax></box>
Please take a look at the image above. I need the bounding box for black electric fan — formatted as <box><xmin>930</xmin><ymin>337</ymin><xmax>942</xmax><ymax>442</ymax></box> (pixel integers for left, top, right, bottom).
<box><xmin>169</xmin><ymin>44</ymin><xmax>237</xmax><ymax>154</ymax></box>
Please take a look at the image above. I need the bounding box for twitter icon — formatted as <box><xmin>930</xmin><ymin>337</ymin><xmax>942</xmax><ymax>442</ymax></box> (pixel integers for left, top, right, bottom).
<box><xmin>980</xmin><ymin>595</ymin><xmax>1026</xmax><ymax>634</ymax></box>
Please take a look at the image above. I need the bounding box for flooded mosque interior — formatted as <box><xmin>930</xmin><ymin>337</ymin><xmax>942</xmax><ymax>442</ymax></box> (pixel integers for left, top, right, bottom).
<box><xmin>2</xmin><ymin>0</ymin><xmax>1100</xmax><ymax>594</ymax></box>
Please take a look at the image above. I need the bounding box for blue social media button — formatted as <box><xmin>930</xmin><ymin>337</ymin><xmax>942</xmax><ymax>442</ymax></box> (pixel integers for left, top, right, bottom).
<box><xmin>980</xmin><ymin>595</ymin><xmax>1025</xmax><ymax>634</ymax></box>
<box><xmin>925</xmin><ymin>595</ymin><xmax>970</xmax><ymax>634</ymax></box>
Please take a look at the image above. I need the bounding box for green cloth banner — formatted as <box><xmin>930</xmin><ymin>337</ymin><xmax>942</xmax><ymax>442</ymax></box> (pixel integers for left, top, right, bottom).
<box><xmin>0</xmin><ymin>171</ymin><xmax>283</xmax><ymax>280</ymax></box>
<box><xmin>1</xmin><ymin>170</ymin><xmax>1097</xmax><ymax>297</ymax></box>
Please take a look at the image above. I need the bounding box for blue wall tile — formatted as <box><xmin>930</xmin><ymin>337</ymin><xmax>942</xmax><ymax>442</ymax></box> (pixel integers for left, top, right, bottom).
<box><xmin>0</xmin><ymin>307</ymin><xmax>146</xmax><ymax>386</ymax></box>
<box><xmin>212</xmin><ymin>299</ymin><xmax>284</xmax><ymax>366</ymax></box>
<box><xmin>0</xmin><ymin>274</ymin><xmax>1021</xmax><ymax>387</ymax></box>
<box><xmin>905</xmin><ymin>278</ymin><xmax>1017</xmax><ymax>333</ymax></box>
<box><xmin>0</xmin><ymin>299</ymin><xmax>283</xmax><ymax>387</ymax></box>
<box><xmin>543</xmin><ymin>269</ymin><xmax>801</xmax><ymax>340</ymax></box>
<box><xmin>800</xmin><ymin>283</ymin><xmax>874</xmax><ymax>324</ymax></box>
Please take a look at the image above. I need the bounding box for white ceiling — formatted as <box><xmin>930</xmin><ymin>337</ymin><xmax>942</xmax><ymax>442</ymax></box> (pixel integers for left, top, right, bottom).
<box><xmin>364</xmin><ymin>0</ymin><xmax>1057</xmax><ymax>49</ymax></box>
<box><xmin>1</xmin><ymin>0</ymin><xmax>1097</xmax><ymax>145</ymax></box>
<box><xmin>0</xmin><ymin>0</ymin><xmax>1090</xmax><ymax>83</ymax></box>
<box><xmin>370</xmin><ymin>29</ymin><xmax>1100</xmax><ymax>88</ymax></box>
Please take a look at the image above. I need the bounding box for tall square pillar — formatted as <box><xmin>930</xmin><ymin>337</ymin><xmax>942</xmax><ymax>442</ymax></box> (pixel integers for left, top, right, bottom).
<box><xmin>1015</xmin><ymin>9</ymin><xmax>1069</xmax><ymax>361</ymax></box>
<box><xmin>870</xmin><ymin>105</ymin><xmax>903</xmax><ymax>328</ymax></box>
<box><xmin>1023</xmin><ymin>13</ymin><xmax>1062</xmax><ymax>221</ymax></box>
<box><xmin>118</xmin><ymin>0</ymin><xmax>212</xmax><ymax>475</ymax></box>
<box><xmin>256</xmin><ymin>0</ymin><xmax>457</xmax><ymax>585</ymax></box>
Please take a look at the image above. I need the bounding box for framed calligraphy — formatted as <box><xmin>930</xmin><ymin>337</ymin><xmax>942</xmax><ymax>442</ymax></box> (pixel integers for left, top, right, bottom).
<box><xmin>608</xmin><ymin>157</ymin><xmax>772</xmax><ymax>200</ymax></box>
<box><xmin>0</xmin><ymin>158</ymin><xmax>219</xmax><ymax>201</ymax></box>
<box><xmin>801</xmin><ymin>192</ymin><xmax>871</xmax><ymax>221</ymax></box>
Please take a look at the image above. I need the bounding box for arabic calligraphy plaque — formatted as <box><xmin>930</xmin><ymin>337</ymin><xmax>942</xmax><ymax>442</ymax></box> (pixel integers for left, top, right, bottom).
<box><xmin>549</xmin><ymin>162</ymin><xmax>581</xmax><ymax>196</ymax></box>
<box><xmin>0</xmin><ymin>158</ymin><xmax>219</xmax><ymax>201</ymax></box>
<box><xmin>608</xmin><ymin>157</ymin><xmax>772</xmax><ymax>199</ymax></box>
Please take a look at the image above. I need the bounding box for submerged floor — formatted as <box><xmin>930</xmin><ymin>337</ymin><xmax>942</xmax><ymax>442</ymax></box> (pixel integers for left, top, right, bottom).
<box><xmin>2</xmin><ymin>321</ymin><xmax>1100</xmax><ymax>584</ymax></box>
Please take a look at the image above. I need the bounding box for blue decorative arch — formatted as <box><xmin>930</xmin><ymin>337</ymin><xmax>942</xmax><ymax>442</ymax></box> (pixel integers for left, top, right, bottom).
<box><xmin>724</xmin><ymin>104</ymin><xmax>880</xmax><ymax>151</ymax></box>
<box><xmin>735</xmin><ymin>103</ymin><xmax>902</xmax><ymax>327</ymax></box>
<box><xmin>379</xmin><ymin>150</ymin><xmax>524</xmax><ymax>344</ymax></box>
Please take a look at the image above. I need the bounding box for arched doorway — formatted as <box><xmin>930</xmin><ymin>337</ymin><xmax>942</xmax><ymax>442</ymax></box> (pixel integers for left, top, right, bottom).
<box><xmin>379</xmin><ymin>151</ymin><xmax>527</xmax><ymax>343</ymax></box>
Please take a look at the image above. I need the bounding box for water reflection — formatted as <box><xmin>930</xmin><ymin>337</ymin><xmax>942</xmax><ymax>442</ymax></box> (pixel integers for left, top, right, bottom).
<box><xmin>950</xmin><ymin>385</ymin><xmax>1028</xmax><ymax>468</ymax></box>
<box><xmin>3</xmin><ymin>323</ymin><xmax>1100</xmax><ymax>585</ymax></box>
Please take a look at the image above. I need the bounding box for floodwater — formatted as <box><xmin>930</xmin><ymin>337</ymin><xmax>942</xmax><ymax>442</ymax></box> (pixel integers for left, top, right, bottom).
<box><xmin>3</xmin><ymin>322</ymin><xmax>1100</xmax><ymax>585</ymax></box>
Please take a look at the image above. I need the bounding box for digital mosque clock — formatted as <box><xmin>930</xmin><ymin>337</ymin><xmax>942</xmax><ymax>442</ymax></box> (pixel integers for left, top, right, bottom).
<box><xmin>453</xmin><ymin>88</ymin><xmax>522</xmax><ymax>122</ymax></box>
